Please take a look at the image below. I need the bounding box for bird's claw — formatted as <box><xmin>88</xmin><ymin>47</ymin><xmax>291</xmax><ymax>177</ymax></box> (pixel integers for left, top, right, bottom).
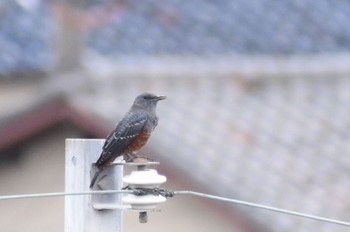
<box><xmin>124</xmin><ymin>154</ymin><xmax>155</xmax><ymax>163</ymax></box>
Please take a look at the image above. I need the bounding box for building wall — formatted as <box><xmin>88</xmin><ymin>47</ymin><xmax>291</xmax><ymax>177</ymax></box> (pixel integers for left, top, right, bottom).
<box><xmin>0</xmin><ymin>123</ymin><xmax>79</xmax><ymax>232</ymax></box>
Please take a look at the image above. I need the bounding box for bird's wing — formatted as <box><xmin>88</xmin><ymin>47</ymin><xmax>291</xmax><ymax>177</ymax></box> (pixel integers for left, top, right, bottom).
<box><xmin>96</xmin><ymin>112</ymin><xmax>148</xmax><ymax>165</ymax></box>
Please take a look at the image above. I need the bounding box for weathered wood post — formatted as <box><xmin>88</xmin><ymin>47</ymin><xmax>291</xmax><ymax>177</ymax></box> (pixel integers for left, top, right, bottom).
<box><xmin>64</xmin><ymin>139</ymin><xmax>123</xmax><ymax>232</ymax></box>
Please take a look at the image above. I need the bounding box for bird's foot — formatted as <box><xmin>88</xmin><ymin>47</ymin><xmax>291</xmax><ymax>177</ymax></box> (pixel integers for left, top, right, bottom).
<box><xmin>124</xmin><ymin>154</ymin><xmax>154</xmax><ymax>163</ymax></box>
<box><xmin>133</xmin><ymin>156</ymin><xmax>155</xmax><ymax>163</ymax></box>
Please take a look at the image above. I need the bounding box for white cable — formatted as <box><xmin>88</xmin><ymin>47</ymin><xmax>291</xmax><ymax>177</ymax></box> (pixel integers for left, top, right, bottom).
<box><xmin>0</xmin><ymin>190</ymin><xmax>131</xmax><ymax>200</ymax></box>
<box><xmin>174</xmin><ymin>191</ymin><xmax>350</xmax><ymax>227</ymax></box>
<box><xmin>0</xmin><ymin>189</ymin><xmax>349</xmax><ymax>227</ymax></box>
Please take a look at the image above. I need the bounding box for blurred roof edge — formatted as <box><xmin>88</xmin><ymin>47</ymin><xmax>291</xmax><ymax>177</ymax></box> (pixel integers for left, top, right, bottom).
<box><xmin>83</xmin><ymin>53</ymin><xmax>350</xmax><ymax>80</ymax></box>
<box><xmin>1</xmin><ymin>53</ymin><xmax>350</xmax><ymax>80</ymax></box>
<box><xmin>0</xmin><ymin>94</ymin><xmax>109</xmax><ymax>151</ymax></box>
<box><xmin>0</xmin><ymin>69</ymin><xmax>48</xmax><ymax>81</ymax></box>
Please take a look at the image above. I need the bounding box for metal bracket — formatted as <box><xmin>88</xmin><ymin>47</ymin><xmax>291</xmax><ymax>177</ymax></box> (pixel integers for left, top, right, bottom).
<box><xmin>90</xmin><ymin>164</ymin><xmax>123</xmax><ymax>210</ymax></box>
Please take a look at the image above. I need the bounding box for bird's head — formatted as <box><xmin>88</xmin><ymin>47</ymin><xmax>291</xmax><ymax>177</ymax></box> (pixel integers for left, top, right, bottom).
<box><xmin>132</xmin><ymin>93</ymin><xmax>166</xmax><ymax>111</ymax></box>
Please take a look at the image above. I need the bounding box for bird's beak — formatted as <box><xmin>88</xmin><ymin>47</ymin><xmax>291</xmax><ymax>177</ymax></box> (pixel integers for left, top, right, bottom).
<box><xmin>155</xmin><ymin>95</ymin><xmax>166</xmax><ymax>101</ymax></box>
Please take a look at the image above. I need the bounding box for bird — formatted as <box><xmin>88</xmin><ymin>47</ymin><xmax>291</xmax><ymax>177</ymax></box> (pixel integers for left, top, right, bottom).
<box><xmin>90</xmin><ymin>92</ymin><xmax>166</xmax><ymax>189</ymax></box>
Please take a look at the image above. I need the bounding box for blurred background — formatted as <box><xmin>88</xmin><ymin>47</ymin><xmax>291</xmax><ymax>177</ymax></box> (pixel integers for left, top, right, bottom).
<box><xmin>1</xmin><ymin>0</ymin><xmax>350</xmax><ymax>231</ymax></box>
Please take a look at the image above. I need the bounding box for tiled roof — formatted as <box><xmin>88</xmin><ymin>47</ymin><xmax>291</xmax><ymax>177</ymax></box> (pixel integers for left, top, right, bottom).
<box><xmin>72</xmin><ymin>61</ymin><xmax>350</xmax><ymax>231</ymax></box>
<box><xmin>3</xmin><ymin>0</ymin><xmax>350</xmax><ymax>72</ymax></box>
<box><xmin>149</xmin><ymin>76</ymin><xmax>350</xmax><ymax>232</ymax></box>
<box><xmin>0</xmin><ymin>1</ymin><xmax>53</xmax><ymax>73</ymax></box>
<box><xmin>88</xmin><ymin>0</ymin><xmax>350</xmax><ymax>55</ymax></box>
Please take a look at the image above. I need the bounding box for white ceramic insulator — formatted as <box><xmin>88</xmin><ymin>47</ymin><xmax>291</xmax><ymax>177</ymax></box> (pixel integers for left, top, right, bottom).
<box><xmin>122</xmin><ymin>194</ymin><xmax>167</xmax><ymax>210</ymax></box>
<box><xmin>123</xmin><ymin>169</ymin><xmax>166</xmax><ymax>187</ymax></box>
<box><xmin>122</xmin><ymin>168</ymin><xmax>167</xmax><ymax>211</ymax></box>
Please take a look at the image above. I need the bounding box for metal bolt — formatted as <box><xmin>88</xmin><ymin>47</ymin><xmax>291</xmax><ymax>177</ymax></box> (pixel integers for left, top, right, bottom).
<box><xmin>139</xmin><ymin>212</ymin><xmax>148</xmax><ymax>223</ymax></box>
<box><xmin>137</xmin><ymin>165</ymin><xmax>146</xmax><ymax>171</ymax></box>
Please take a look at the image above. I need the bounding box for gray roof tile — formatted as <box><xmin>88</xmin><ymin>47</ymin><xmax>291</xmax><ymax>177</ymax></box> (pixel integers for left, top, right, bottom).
<box><xmin>124</xmin><ymin>74</ymin><xmax>350</xmax><ymax>231</ymax></box>
<box><xmin>4</xmin><ymin>0</ymin><xmax>350</xmax><ymax>72</ymax></box>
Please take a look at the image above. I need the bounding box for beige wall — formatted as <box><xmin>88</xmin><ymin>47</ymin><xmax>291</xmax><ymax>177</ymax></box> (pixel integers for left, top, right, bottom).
<box><xmin>0</xmin><ymin>124</ymin><xmax>76</xmax><ymax>232</ymax></box>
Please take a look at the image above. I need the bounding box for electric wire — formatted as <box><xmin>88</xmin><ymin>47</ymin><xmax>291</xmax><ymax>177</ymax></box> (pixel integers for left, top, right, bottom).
<box><xmin>0</xmin><ymin>188</ymin><xmax>349</xmax><ymax>227</ymax></box>
<box><xmin>173</xmin><ymin>191</ymin><xmax>350</xmax><ymax>227</ymax></box>
<box><xmin>0</xmin><ymin>190</ymin><xmax>132</xmax><ymax>200</ymax></box>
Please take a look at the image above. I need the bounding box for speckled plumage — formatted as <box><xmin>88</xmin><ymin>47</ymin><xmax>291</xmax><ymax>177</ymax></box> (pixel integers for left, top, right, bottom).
<box><xmin>90</xmin><ymin>93</ymin><xmax>165</xmax><ymax>188</ymax></box>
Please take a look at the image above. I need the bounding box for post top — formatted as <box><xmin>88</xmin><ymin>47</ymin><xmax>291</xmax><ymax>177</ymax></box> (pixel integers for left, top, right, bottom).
<box><xmin>111</xmin><ymin>161</ymin><xmax>160</xmax><ymax>167</ymax></box>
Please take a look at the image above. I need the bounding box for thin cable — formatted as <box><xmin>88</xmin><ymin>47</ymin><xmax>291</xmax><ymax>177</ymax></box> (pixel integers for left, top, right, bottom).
<box><xmin>174</xmin><ymin>191</ymin><xmax>350</xmax><ymax>227</ymax></box>
<box><xmin>0</xmin><ymin>189</ymin><xmax>349</xmax><ymax>227</ymax></box>
<box><xmin>0</xmin><ymin>190</ymin><xmax>132</xmax><ymax>201</ymax></box>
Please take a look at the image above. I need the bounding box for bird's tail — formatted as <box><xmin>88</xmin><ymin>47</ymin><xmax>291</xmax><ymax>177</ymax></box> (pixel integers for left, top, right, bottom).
<box><xmin>89</xmin><ymin>164</ymin><xmax>102</xmax><ymax>189</ymax></box>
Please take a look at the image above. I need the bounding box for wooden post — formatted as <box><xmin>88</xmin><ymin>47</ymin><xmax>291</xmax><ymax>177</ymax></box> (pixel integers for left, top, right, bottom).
<box><xmin>65</xmin><ymin>139</ymin><xmax>123</xmax><ymax>232</ymax></box>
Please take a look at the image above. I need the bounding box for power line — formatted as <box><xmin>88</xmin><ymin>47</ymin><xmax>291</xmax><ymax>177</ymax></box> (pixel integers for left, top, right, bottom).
<box><xmin>0</xmin><ymin>188</ymin><xmax>349</xmax><ymax>227</ymax></box>
<box><xmin>173</xmin><ymin>191</ymin><xmax>350</xmax><ymax>227</ymax></box>
<box><xmin>0</xmin><ymin>190</ymin><xmax>131</xmax><ymax>201</ymax></box>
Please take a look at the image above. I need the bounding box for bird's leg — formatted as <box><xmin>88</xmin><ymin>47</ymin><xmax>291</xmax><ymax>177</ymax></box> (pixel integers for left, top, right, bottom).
<box><xmin>137</xmin><ymin>155</ymin><xmax>155</xmax><ymax>162</ymax></box>
<box><xmin>123</xmin><ymin>153</ymin><xmax>136</xmax><ymax>162</ymax></box>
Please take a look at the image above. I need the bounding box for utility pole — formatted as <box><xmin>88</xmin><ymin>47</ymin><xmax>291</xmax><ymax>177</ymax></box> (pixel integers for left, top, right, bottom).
<box><xmin>65</xmin><ymin>139</ymin><xmax>122</xmax><ymax>232</ymax></box>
